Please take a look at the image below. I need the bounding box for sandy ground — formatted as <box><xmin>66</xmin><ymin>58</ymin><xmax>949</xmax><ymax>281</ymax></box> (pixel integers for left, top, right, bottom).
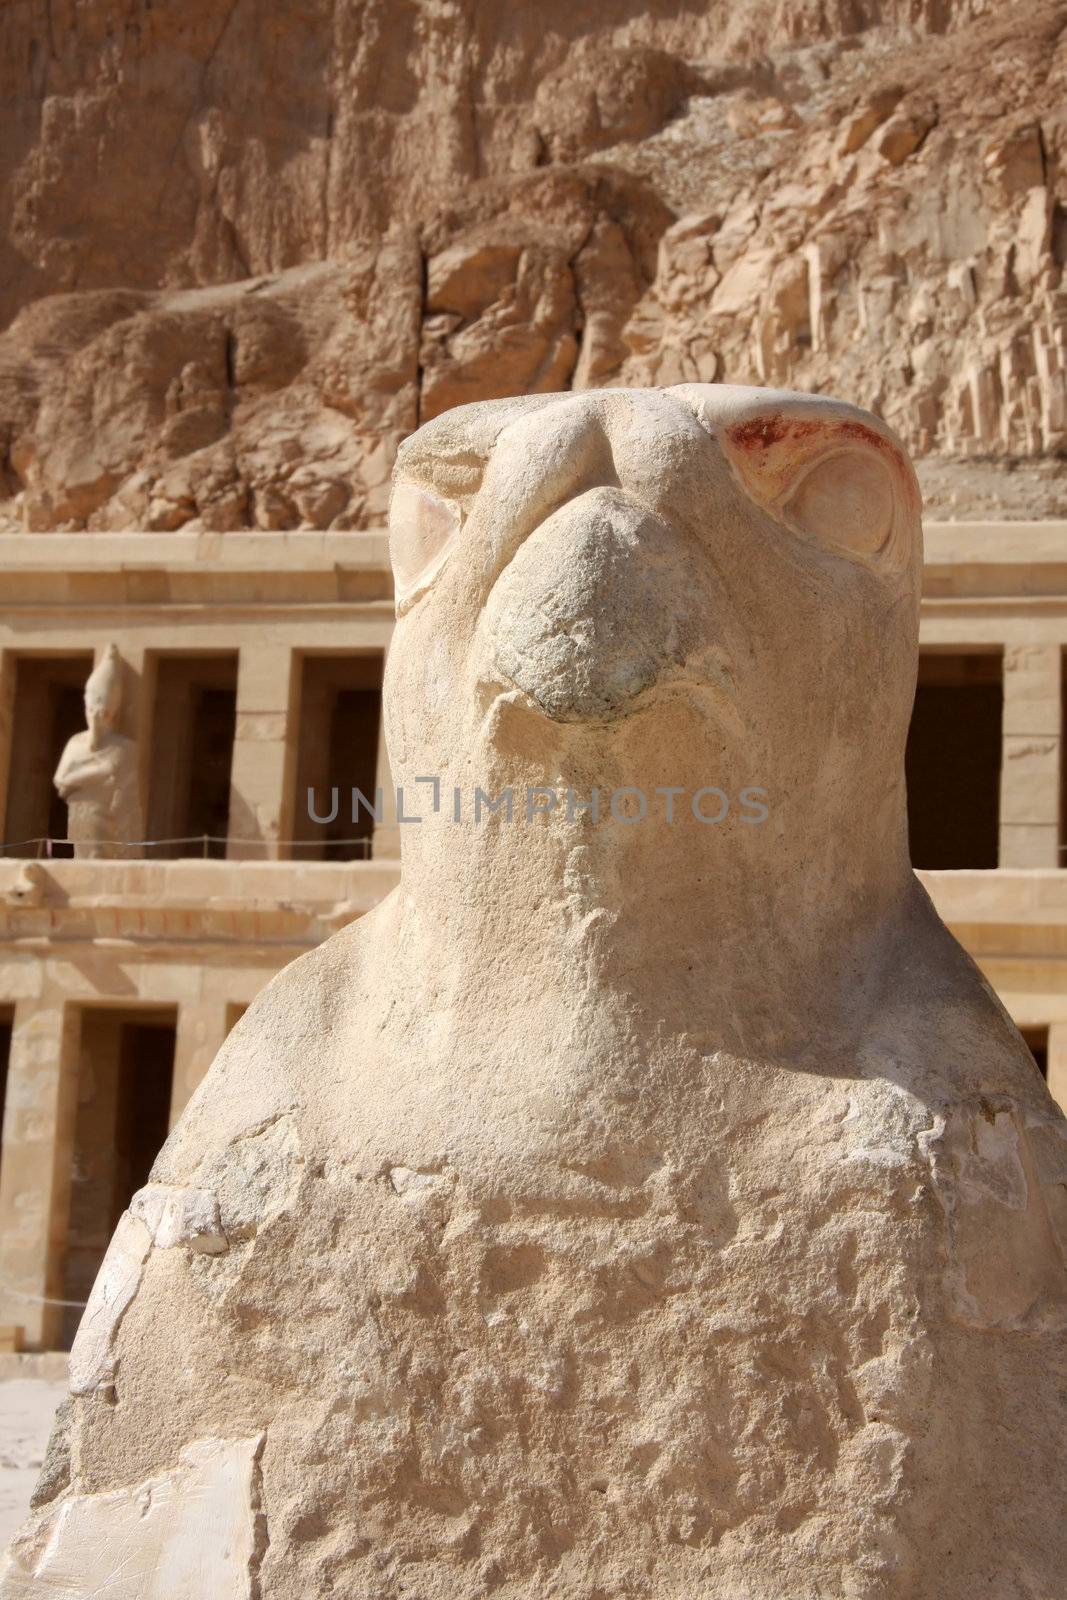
<box><xmin>916</xmin><ymin>457</ymin><xmax>1067</xmax><ymax>520</ymax></box>
<box><xmin>0</xmin><ymin>1359</ymin><xmax>67</xmax><ymax>1549</ymax></box>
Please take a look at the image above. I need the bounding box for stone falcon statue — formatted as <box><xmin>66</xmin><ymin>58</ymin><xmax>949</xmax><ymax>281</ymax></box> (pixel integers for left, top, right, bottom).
<box><xmin>5</xmin><ymin>386</ymin><xmax>1066</xmax><ymax>1597</ymax></box>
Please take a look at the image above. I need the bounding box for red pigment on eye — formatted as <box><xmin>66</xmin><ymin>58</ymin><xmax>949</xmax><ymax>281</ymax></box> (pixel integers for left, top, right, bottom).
<box><xmin>726</xmin><ymin>413</ymin><xmax>921</xmax><ymax>514</ymax></box>
<box><xmin>726</xmin><ymin>416</ymin><xmax>795</xmax><ymax>450</ymax></box>
<box><xmin>835</xmin><ymin>419</ymin><xmax>893</xmax><ymax>452</ymax></box>
<box><xmin>728</xmin><ymin>415</ymin><xmax>892</xmax><ymax>457</ymax></box>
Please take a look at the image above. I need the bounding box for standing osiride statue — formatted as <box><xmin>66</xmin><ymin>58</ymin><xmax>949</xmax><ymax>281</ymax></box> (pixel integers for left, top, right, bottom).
<box><xmin>53</xmin><ymin>644</ymin><xmax>142</xmax><ymax>860</ymax></box>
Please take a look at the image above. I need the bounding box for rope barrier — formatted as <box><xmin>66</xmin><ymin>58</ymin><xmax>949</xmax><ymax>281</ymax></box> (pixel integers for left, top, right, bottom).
<box><xmin>0</xmin><ymin>1283</ymin><xmax>87</xmax><ymax>1310</ymax></box>
<box><xmin>0</xmin><ymin>835</ymin><xmax>375</xmax><ymax>859</ymax></box>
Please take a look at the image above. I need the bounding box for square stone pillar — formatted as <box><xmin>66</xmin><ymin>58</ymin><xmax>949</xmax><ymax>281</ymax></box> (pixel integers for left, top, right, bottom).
<box><xmin>0</xmin><ymin>1000</ymin><xmax>80</xmax><ymax>1350</ymax></box>
<box><xmin>999</xmin><ymin>644</ymin><xmax>1062</xmax><ymax>868</ymax></box>
<box><xmin>372</xmin><ymin>693</ymin><xmax>400</xmax><ymax>859</ymax></box>
<box><xmin>1047</xmin><ymin>1025</ymin><xmax>1067</xmax><ymax>1117</ymax></box>
<box><xmin>170</xmin><ymin>1000</ymin><xmax>231</xmax><ymax>1125</ymax></box>
<box><xmin>0</xmin><ymin>651</ymin><xmax>16</xmax><ymax>848</ymax></box>
<box><xmin>112</xmin><ymin>644</ymin><xmax>150</xmax><ymax>852</ymax></box>
<box><xmin>228</xmin><ymin>646</ymin><xmax>298</xmax><ymax>861</ymax></box>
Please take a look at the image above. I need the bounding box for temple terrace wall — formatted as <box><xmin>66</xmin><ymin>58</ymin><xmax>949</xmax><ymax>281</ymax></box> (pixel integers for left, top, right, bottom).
<box><xmin>1</xmin><ymin>524</ymin><xmax>1067</xmax><ymax>1354</ymax></box>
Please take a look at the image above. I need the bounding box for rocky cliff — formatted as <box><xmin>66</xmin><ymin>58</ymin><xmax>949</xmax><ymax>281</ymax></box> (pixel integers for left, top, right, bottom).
<box><xmin>1</xmin><ymin>0</ymin><xmax>1064</xmax><ymax>532</ymax></box>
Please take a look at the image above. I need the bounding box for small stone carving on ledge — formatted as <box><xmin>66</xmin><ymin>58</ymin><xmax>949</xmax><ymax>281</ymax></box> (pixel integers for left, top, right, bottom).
<box><xmin>4</xmin><ymin>862</ymin><xmax>46</xmax><ymax>906</ymax></box>
<box><xmin>53</xmin><ymin>644</ymin><xmax>143</xmax><ymax>860</ymax></box>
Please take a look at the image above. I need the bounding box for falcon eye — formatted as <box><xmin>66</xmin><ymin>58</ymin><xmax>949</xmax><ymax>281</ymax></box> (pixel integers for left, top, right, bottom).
<box><xmin>783</xmin><ymin>448</ymin><xmax>895</xmax><ymax>558</ymax></box>
<box><xmin>388</xmin><ymin>480</ymin><xmax>462</xmax><ymax>614</ymax></box>
<box><xmin>717</xmin><ymin>409</ymin><xmax>915</xmax><ymax>569</ymax></box>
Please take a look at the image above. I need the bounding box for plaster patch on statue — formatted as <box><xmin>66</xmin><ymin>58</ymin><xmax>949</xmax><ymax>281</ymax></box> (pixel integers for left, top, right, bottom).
<box><xmin>69</xmin><ymin>1187</ymin><xmax>229</xmax><ymax>1396</ymax></box>
<box><xmin>0</xmin><ymin>1435</ymin><xmax>265</xmax><ymax>1598</ymax></box>
<box><xmin>68</xmin><ymin>1209</ymin><xmax>152</xmax><ymax>1397</ymax></box>
<box><xmin>838</xmin><ymin>1081</ymin><xmax>931</xmax><ymax>1172</ymax></box>
<box><xmin>921</xmin><ymin>1100</ymin><xmax>1067</xmax><ymax>1330</ymax></box>
<box><xmin>389</xmin><ymin>1165</ymin><xmax>451</xmax><ymax>1201</ymax></box>
<box><xmin>193</xmin><ymin>1113</ymin><xmax>304</xmax><ymax>1239</ymax></box>
<box><xmin>131</xmin><ymin>1183</ymin><xmax>228</xmax><ymax>1253</ymax></box>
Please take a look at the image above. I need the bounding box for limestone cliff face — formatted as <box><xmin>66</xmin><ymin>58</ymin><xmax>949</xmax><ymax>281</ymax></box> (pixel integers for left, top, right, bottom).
<box><xmin>0</xmin><ymin>0</ymin><xmax>1063</xmax><ymax>532</ymax></box>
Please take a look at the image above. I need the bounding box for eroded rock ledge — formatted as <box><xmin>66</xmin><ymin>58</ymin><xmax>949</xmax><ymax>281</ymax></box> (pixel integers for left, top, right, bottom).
<box><xmin>1</xmin><ymin>0</ymin><xmax>1066</xmax><ymax>531</ymax></box>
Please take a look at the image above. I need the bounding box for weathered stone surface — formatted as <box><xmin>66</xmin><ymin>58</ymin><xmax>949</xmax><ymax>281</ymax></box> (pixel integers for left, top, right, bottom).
<box><xmin>1</xmin><ymin>0</ymin><xmax>1066</xmax><ymax>529</ymax></box>
<box><xmin>2</xmin><ymin>251</ymin><xmax>422</xmax><ymax>533</ymax></box>
<box><xmin>8</xmin><ymin>385</ymin><xmax>1066</xmax><ymax>1597</ymax></box>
